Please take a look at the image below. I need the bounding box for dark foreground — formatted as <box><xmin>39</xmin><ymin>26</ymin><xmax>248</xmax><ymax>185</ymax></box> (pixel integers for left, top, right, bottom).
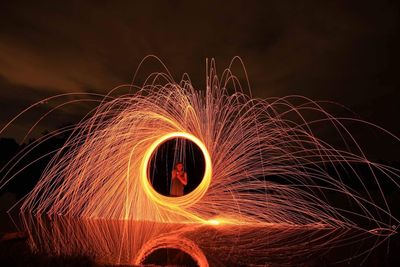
<box><xmin>1</xmin><ymin>223</ymin><xmax>399</xmax><ymax>267</ymax></box>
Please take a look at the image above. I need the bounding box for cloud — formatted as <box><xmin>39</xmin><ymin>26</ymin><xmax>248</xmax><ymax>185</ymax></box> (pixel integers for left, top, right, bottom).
<box><xmin>0</xmin><ymin>0</ymin><xmax>399</xmax><ymax>155</ymax></box>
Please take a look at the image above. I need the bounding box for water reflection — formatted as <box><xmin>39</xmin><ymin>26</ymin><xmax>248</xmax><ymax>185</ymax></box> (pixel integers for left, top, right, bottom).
<box><xmin>20</xmin><ymin>214</ymin><xmax>389</xmax><ymax>266</ymax></box>
<box><xmin>138</xmin><ymin>236</ymin><xmax>207</xmax><ymax>266</ymax></box>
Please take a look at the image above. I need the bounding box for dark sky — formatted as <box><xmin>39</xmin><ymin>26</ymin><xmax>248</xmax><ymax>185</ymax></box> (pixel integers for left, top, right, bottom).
<box><xmin>1</xmin><ymin>1</ymin><xmax>399</xmax><ymax>158</ymax></box>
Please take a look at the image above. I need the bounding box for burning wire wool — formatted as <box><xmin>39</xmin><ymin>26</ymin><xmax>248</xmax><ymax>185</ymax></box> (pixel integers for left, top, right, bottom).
<box><xmin>1</xmin><ymin>58</ymin><xmax>399</xmax><ymax>235</ymax></box>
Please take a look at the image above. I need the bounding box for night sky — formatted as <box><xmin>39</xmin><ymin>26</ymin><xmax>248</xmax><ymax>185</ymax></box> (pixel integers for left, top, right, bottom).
<box><xmin>1</xmin><ymin>1</ymin><xmax>399</xmax><ymax>159</ymax></box>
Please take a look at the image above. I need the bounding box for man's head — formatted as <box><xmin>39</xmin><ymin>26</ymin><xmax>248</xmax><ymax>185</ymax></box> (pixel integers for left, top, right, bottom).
<box><xmin>175</xmin><ymin>162</ymin><xmax>184</xmax><ymax>171</ymax></box>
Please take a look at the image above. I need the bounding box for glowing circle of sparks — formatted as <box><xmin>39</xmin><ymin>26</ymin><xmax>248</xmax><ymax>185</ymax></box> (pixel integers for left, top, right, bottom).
<box><xmin>1</xmin><ymin>58</ymin><xmax>399</xmax><ymax>267</ymax></box>
<box><xmin>133</xmin><ymin>236</ymin><xmax>209</xmax><ymax>267</ymax></box>
<box><xmin>141</xmin><ymin>132</ymin><xmax>212</xmax><ymax>208</ymax></box>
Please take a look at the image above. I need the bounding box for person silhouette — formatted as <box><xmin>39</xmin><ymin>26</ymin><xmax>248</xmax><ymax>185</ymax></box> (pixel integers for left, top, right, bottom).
<box><xmin>170</xmin><ymin>162</ymin><xmax>188</xmax><ymax>197</ymax></box>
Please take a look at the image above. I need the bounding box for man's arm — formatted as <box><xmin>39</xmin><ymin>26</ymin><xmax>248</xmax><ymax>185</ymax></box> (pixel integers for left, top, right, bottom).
<box><xmin>181</xmin><ymin>172</ymin><xmax>188</xmax><ymax>185</ymax></box>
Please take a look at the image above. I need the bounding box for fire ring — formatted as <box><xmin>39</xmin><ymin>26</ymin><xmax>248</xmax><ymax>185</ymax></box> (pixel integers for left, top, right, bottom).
<box><xmin>141</xmin><ymin>132</ymin><xmax>212</xmax><ymax>208</ymax></box>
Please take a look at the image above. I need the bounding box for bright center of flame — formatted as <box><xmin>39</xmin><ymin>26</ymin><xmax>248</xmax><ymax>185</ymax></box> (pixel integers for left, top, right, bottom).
<box><xmin>141</xmin><ymin>132</ymin><xmax>212</xmax><ymax>209</ymax></box>
<box><xmin>207</xmin><ymin>219</ymin><xmax>221</xmax><ymax>225</ymax></box>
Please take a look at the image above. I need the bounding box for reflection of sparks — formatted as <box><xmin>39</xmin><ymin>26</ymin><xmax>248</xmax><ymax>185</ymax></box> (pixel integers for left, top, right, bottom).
<box><xmin>1</xmin><ymin>57</ymin><xmax>400</xmax><ymax>264</ymax></box>
<box><xmin>20</xmin><ymin>215</ymin><xmax>391</xmax><ymax>266</ymax></box>
<box><xmin>134</xmin><ymin>235</ymin><xmax>209</xmax><ymax>267</ymax></box>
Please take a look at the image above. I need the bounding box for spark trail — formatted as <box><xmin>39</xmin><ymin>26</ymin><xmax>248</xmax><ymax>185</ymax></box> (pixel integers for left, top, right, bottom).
<box><xmin>1</xmin><ymin>57</ymin><xmax>399</xmax><ymax>265</ymax></box>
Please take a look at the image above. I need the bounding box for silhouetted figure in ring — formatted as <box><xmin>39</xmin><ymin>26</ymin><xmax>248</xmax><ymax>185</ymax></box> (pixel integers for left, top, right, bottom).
<box><xmin>170</xmin><ymin>162</ymin><xmax>188</xmax><ymax>197</ymax></box>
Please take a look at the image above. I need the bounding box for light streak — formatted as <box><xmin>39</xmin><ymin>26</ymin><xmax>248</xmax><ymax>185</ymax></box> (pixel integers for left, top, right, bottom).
<box><xmin>140</xmin><ymin>132</ymin><xmax>212</xmax><ymax>209</ymax></box>
<box><xmin>20</xmin><ymin>214</ymin><xmax>390</xmax><ymax>266</ymax></box>
<box><xmin>1</xmin><ymin>57</ymin><xmax>399</xmax><ymax>264</ymax></box>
